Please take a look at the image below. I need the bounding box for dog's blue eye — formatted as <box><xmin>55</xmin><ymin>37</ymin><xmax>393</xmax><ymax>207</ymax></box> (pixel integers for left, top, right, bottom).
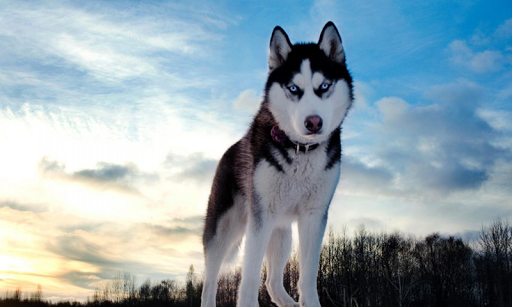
<box><xmin>320</xmin><ymin>82</ymin><xmax>330</xmax><ymax>91</ymax></box>
<box><xmin>288</xmin><ymin>84</ymin><xmax>299</xmax><ymax>95</ymax></box>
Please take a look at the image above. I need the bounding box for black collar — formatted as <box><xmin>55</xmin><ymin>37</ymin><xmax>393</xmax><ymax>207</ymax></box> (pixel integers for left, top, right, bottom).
<box><xmin>271</xmin><ymin>126</ymin><xmax>320</xmax><ymax>153</ymax></box>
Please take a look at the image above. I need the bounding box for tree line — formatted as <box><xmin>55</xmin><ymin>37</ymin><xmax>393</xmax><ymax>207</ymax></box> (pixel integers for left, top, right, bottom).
<box><xmin>1</xmin><ymin>219</ymin><xmax>511</xmax><ymax>307</ymax></box>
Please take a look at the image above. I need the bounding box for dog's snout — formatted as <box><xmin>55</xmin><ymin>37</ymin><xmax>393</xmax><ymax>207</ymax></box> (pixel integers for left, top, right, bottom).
<box><xmin>304</xmin><ymin>115</ymin><xmax>323</xmax><ymax>133</ymax></box>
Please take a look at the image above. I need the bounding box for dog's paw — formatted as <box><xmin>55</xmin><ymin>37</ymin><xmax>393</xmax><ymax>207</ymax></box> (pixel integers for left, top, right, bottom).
<box><xmin>273</xmin><ymin>300</ymin><xmax>298</xmax><ymax>307</ymax></box>
<box><xmin>267</xmin><ymin>286</ymin><xmax>298</xmax><ymax>307</ymax></box>
<box><xmin>273</xmin><ymin>300</ymin><xmax>299</xmax><ymax>307</ymax></box>
<box><xmin>271</xmin><ymin>295</ymin><xmax>299</xmax><ymax>307</ymax></box>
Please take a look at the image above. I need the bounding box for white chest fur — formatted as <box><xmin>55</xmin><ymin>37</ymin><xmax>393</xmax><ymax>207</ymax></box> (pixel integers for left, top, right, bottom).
<box><xmin>253</xmin><ymin>144</ymin><xmax>340</xmax><ymax>219</ymax></box>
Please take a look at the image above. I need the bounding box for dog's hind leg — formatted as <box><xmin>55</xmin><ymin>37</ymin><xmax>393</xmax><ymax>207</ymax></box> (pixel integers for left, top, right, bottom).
<box><xmin>202</xmin><ymin>199</ymin><xmax>247</xmax><ymax>307</ymax></box>
<box><xmin>202</xmin><ymin>240</ymin><xmax>225</xmax><ymax>307</ymax></box>
<box><xmin>265</xmin><ymin>226</ymin><xmax>299</xmax><ymax>307</ymax></box>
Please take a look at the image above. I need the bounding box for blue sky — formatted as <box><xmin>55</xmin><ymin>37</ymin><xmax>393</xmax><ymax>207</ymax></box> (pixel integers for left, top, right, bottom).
<box><xmin>0</xmin><ymin>0</ymin><xmax>511</xmax><ymax>302</ymax></box>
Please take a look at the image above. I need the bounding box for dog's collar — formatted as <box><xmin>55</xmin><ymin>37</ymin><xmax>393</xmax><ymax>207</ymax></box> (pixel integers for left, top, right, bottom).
<box><xmin>271</xmin><ymin>126</ymin><xmax>320</xmax><ymax>153</ymax></box>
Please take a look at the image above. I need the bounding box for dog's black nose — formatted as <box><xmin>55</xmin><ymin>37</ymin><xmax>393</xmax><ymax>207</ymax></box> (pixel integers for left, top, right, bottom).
<box><xmin>304</xmin><ymin>115</ymin><xmax>323</xmax><ymax>133</ymax></box>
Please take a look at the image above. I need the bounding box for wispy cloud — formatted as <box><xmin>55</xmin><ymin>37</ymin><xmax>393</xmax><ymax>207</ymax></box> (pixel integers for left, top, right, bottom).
<box><xmin>165</xmin><ymin>152</ymin><xmax>218</xmax><ymax>185</ymax></box>
<box><xmin>449</xmin><ymin>40</ymin><xmax>508</xmax><ymax>73</ymax></box>
<box><xmin>448</xmin><ymin>18</ymin><xmax>512</xmax><ymax>74</ymax></box>
<box><xmin>0</xmin><ymin>201</ymin><xmax>48</xmax><ymax>213</ymax></box>
<box><xmin>0</xmin><ymin>0</ymin><xmax>241</xmax><ymax>129</ymax></box>
<box><xmin>0</xmin><ymin>1</ymin><xmax>228</xmax><ymax>83</ymax></box>
<box><xmin>38</xmin><ymin>157</ymin><xmax>158</xmax><ymax>194</ymax></box>
<box><xmin>495</xmin><ymin>18</ymin><xmax>512</xmax><ymax>38</ymax></box>
<box><xmin>232</xmin><ymin>89</ymin><xmax>262</xmax><ymax>114</ymax></box>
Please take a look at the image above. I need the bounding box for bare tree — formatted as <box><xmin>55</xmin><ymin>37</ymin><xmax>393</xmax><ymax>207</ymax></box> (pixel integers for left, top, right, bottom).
<box><xmin>382</xmin><ymin>233</ymin><xmax>419</xmax><ymax>307</ymax></box>
<box><xmin>30</xmin><ymin>284</ymin><xmax>43</xmax><ymax>302</ymax></box>
<box><xmin>476</xmin><ymin>218</ymin><xmax>512</xmax><ymax>307</ymax></box>
<box><xmin>186</xmin><ymin>265</ymin><xmax>200</xmax><ymax>307</ymax></box>
<box><xmin>139</xmin><ymin>279</ymin><xmax>151</xmax><ymax>303</ymax></box>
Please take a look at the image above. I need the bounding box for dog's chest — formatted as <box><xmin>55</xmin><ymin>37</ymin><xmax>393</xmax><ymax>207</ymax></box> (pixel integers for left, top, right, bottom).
<box><xmin>253</xmin><ymin>147</ymin><xmax>337</xmax><ymax>214</ymax></box>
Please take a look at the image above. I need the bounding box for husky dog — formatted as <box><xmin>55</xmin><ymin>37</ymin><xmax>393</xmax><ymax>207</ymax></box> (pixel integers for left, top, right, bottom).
<box><xmin>201</xmin><ymin>22</ymin><xmax>353</xmax><ymax>307</ymax></box>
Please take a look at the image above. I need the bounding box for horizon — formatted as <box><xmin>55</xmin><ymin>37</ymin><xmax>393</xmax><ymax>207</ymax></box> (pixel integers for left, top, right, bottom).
<box><xmin>1</xmin><ymin>0</ymin><xmax>511</xmax><ymax>302</ymax></box>
<box><xmin>0</xmin><ymin>219</ymin><xmax>508</xmax><ymax>305</ymax></box>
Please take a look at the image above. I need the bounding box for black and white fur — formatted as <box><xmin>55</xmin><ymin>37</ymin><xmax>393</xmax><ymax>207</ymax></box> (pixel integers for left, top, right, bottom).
<box><xmin>201</xmin><ymin>22</ymin><xmax>353</xmax><ymax>307</ymax></box>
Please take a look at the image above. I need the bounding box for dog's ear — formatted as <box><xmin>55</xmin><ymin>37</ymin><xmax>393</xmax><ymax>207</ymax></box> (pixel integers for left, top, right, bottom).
<box><xmin>318</xmin><ymin>21</ymin><xmax>345</xmax><ymax>64</ymax></box>
<box><xmin>269</xmin><ymin>26</ymin><xmax>292</xmax><ymax>72</ymax></box>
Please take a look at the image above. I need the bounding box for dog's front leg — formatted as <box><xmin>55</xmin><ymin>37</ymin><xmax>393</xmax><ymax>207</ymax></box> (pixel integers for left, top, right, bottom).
<box><xmin>237</xmin><ymin>209</ymin><xmax>274</xmax><ymax>307</ymax></box>
<box><xmin>297</xmin><ymin>208</ymin><xmax>328</xmax><ymax>307</ymax></box>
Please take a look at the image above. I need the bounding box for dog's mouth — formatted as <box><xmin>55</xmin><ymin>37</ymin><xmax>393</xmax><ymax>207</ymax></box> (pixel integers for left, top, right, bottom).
<box><xmin>271</xmin><ymin>126</ymin><xmax>319</xmax><ymax>145</ymax></box>
<box><xmin>305</xmin><ymin>131</ymin><xmax>322</xmax><ymax>137</ymax></box>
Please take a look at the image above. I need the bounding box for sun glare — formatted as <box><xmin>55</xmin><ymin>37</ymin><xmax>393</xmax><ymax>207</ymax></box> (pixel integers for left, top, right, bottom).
<box><xmin>0</xmin><ymin>255</ymin><xmax>33</xmax><ymax>274</ymax></box>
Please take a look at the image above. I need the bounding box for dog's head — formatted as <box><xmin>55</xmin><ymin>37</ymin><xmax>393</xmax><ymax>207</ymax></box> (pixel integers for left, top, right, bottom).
<box><xmin>265</xmin><ymin>22</ymin><xmax>353</xmax><ymax>145</ymax></box>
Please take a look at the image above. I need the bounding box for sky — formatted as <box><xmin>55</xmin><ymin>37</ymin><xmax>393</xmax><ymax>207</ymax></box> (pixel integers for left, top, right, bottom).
<box><xmin>0</xmin><ymin>0</ymin><xmax>511</xmax><ymax>302</ymax></box>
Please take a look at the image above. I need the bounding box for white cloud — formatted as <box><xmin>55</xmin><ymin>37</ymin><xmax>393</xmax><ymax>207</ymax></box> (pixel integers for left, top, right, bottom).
<box><xmin>233</xmin><ymin>89</ymin><xmax>262</xmax><ymax>114</ymax></box>
<box><xmin>338</xmin><ymin>79</ymin><xmax>511</xmax><ymax>207</ymax></box>
<box><xmin>165</xmin><ymin>152</ymin><xmax>218</xmax><ymax>185</ymax></box>
<box><xmin>448</xmin><ymin>19</ymin><xmax>512</xmax><ymax>74</ymax></box>
<box><xmin>376</xmin><ymin>97</ymin><xmax>409</xmax><ymax>122</ymax></box>
<box><xmin>53</xmin><ymin>34</ymin><xmax>156</xmax><ymax>81</ymax></box>
<box><xmin>495</xmin><ymin>18</ymin><xmax>512</xmax><ymax>38</ymax></box>
<box><xmin>448</xmin><ymin>40</ymin><xmax>473</xmax><ymax>64</ymax></box>
<box><xmin>449</xmin><ymin>40</ymin><xmax>506</xmax><ymax>73</ymax></box>
<box><xmin>470</xmin><ymin>50</ymin><xmax>505</xmax><ymax>73</ymax></box>
<box><xmin>477</xmin><ymin>109</ymin><xmax>512</xmax><ymax>132</ymax></box>
<box><xmin>352</xmin><ymin>81</ymin><xmax>374</xmax><ymax>111</ymax></box>
<box><xmin>470</xmin><ymin>29</ymin><xmax>491</xmax><ymax>46</ymax></box>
